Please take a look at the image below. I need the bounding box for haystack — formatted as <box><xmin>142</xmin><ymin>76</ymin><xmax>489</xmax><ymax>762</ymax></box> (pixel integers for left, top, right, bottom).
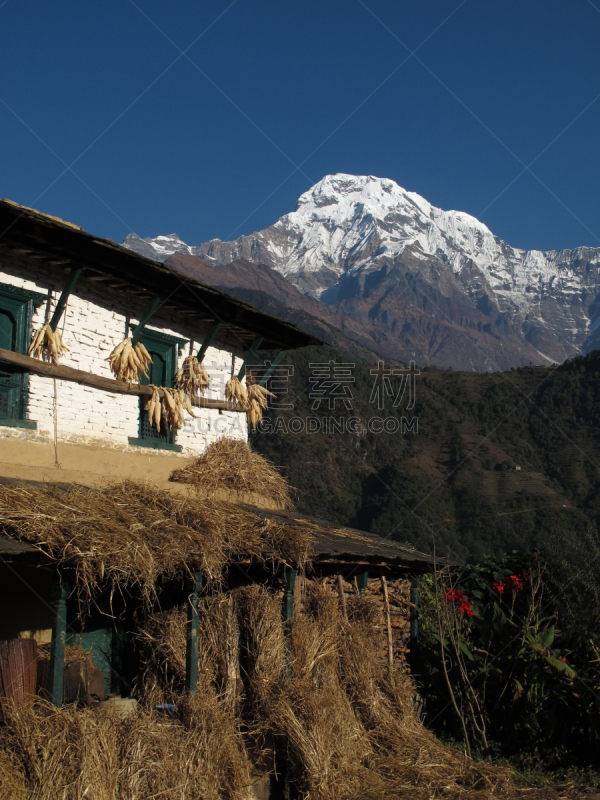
<box><xmin>170</xmin><ymin>438</ymin><xmax>294</xmax><ymax>510</ymax></box>
<box><xmin>0</xmin><ymin>576</ymin><xmax>582</xmax><ymax>797</ymax></box>
<box><xmin>128</xmin><ymin>582</ymin><xmax>573</xmax><ymax>800</ymax></box>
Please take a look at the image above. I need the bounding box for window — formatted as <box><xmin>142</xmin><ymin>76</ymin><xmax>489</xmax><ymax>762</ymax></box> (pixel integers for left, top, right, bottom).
<box><xmin>0</xmin><ymin>284</ymin><xmax>46</xmax><ymax>429</ymax></box>
<box><xmin>127</xmin><ymin>328</ymin><xmax>187</xmax><ymax>452</ymax></box>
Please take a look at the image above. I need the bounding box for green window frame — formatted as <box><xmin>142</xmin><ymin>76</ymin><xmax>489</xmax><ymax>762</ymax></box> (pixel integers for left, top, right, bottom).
<box><xmin>0</xmin><ymin>283</ymin><xmax>47</xmax><ymax>429</ymax></box>
<box><xmin>127</xmin><ymin>327</ymin><xmax>187</xmax><ymax>452</ymax></box>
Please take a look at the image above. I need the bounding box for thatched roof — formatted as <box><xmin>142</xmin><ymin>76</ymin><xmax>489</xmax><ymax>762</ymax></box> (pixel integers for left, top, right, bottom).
<box><xmin>0</xmin><ymin>479</ymin><xmax>310</xmax><ymax>603</ymax></box>
<box><xmin>0</xmin><ymin>473</ymin><xmax>440</xmax><ymax>604</ymax></box>
<box><xmin>240</xmin><ymin>506</ymin><xmax>441</xmax><ymax>569</ymax></box>
<box><xmin>0</xmin><ymin>535</ymin><xmax>36</xmax><ymax>556</ymax></box>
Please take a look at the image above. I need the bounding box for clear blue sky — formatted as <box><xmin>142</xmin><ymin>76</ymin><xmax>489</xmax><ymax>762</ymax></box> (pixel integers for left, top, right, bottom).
<box><xmin>2</xmin><ymin>0</ymin><xmax>600</xmax><ymax>252</ymax></box>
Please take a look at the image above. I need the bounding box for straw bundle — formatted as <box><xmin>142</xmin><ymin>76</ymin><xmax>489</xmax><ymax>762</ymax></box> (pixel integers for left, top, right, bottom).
<box><xmin>136</xmin><ymin>597</ymin><xmax>241</xmax><ymax>712</ymax></box>
<box><xmin>28</xmin><ymin>323</ymin><xmax>68</xmax><ymax>366</ymax></box>
<box><xmin>170</xmin><ymin>438</ymin><xmax>294</xmax><ymax>510</ymax></box>
<box><xmin>0</xmin><ymin>692</ymin><xmax>253</xmax><ymax>800</ymax></box>
<box><xmin>0</xmin><ymin>582</ymin><xmax>582</xmax><ymax>799</ymax></box>
<box><xmin>0</xmin><ymin>481</ymin><xmax>309</xmax><ymax>605</ymax></box>
<box><xmin>135</xmin><ymin>585</ymin><xmax>538</xmax><ymax>799</ymax></box>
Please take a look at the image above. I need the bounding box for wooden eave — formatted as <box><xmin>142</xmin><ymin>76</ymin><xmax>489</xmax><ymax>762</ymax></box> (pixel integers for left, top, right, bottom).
<box><xmin>0</xmin><ymin>477</ymin><xmax>450</xmax><ymax>573</ymax></box>
<box><xmin>237</xmin><ymin>505</ymin><xmax>453</xmax><ymax>571</ymax></box>
<box><xmin>0</xmin><ymin>199</ymin><xmax>323</xmax><ymax>352</ymax></box>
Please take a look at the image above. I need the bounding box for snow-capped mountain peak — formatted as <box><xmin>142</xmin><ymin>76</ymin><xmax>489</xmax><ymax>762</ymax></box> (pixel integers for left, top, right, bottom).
<box><xmin>122</xmin><ymin>173</ymin><xmax>600</xmax><ymax>369</ymax></box>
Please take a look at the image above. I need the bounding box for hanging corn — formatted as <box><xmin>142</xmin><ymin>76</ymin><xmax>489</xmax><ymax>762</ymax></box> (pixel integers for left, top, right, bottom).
<box><xmin>145</xmin><ymin>385</ymin><xmax>196</xmax><ymax>433</ymax></box>
<box><xmin>245</xmin><ymin>373</ymin><xmax>276</xmax><ymax>430</ymax></box>
<box><xmin>28</xmin><ymin>323</ymin><xmax>68</xmax><ymax>366</ymax></box>
<box><xmin>225</xmin><ymin>375</ymin><xmax>249</xmax><ymax>407</ymax></box>
<box><xmin>175</xmin><ymin>355</ymin><xmax>209</xmax><ymax>396</ymax></box>
<box><xmin>108</xmin><ymin>338</ymin><xmax>153</xmax><ymax>384</ymax></box>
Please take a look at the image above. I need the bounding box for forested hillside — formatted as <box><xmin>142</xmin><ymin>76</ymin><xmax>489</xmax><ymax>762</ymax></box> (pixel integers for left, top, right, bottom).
<box><xmin>252</xmin><ymin>348</ymin><xmax>600</xmax><ymax>564</ymax></box>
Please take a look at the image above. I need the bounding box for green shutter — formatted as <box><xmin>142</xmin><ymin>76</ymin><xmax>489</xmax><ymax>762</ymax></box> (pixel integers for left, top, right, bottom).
<box><xmin>0</xmin><ymin>284</ymin><xmax>46</xmax><ymax>428</ymax></box>
<box><xmin>128</xmin><ymin>327</ymin><xmax>187</xmax><ymax>452</ymax></box>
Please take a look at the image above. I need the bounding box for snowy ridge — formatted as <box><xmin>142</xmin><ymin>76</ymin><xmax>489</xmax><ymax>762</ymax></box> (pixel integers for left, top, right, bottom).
<box><xmin>122</xmin><ymin>174</ymin><xmax>600</xmax><ymax>367</ymax></box>
<box><xmin>125</xmin><ymin>174</ymin><xmax>596</xmax><ymax>310</ymax></box>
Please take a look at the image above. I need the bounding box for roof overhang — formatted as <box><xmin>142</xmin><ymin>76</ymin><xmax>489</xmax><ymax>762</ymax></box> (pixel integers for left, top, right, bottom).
<box><xmin>0</xmin><ymin>199</ymin><xmax>323</xmax><ymax>352</ymax></box>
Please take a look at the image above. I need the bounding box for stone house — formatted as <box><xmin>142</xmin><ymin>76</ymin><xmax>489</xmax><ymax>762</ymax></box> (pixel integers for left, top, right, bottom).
<box><xmin>0</xmin><ymin>198</ymin><xmax>318</xmax><ymax>489</ymax></box>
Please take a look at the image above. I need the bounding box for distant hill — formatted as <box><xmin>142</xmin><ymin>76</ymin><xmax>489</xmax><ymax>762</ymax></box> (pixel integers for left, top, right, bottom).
<box><xmin>251</xmin><ymin>347</ymin><xmax>600</xmax><ymax>564</ymax></box>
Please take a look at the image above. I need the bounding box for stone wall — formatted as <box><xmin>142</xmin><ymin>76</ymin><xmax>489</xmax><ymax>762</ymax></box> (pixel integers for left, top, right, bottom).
<box><xmin>0</xmin><ymin>258</ymin><xmax>248</xmax><ymax>458</ymax></box>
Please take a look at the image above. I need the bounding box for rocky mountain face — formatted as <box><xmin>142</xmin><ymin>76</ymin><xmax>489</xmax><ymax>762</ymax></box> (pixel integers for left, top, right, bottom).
<box><xmin>123</xmin><ymin>174</ymin><xmax>600</xmax><ymax>370</ymax></box>
<box><xmin>163</xmin><ymin>253</ymin><xmax>386</xmax><ymax>364</ymax></box>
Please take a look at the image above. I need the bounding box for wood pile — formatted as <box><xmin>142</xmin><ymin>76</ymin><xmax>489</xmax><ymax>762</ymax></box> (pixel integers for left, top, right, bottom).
<box><xmin>305</xmin><ymin>574</ymin><xmax>413</xmax><ymax>667</ymax></box>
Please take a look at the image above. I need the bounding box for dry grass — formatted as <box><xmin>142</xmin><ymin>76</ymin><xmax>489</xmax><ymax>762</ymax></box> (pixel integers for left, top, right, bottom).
<box><xmin>0</xmin><ymin>691</ymin><xmax>254</xmax><ymax>800</ymax></box>
<box><xmin>0</xmin><ymin>582</ymin><xmax>586</xmax><ymax>799</ymax></box>
<box><xmin>170</xmin><ymin>438</ymin><xmax>294</xmax><ymax>509</ymax></box>
<box><xmin>0</xmin><ymin>481</ymin><xmax>311</xmax><ymax>605</ymax></box>
<box><xmin>129</xmin><ymin>583</ymin><xmax>578</xmax><ymax>800</ymax></box>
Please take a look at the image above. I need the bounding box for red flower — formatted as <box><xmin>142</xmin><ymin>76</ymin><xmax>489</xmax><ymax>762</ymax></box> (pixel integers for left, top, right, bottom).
<box><xmin>493</xmin><ymin>580</ymin><xmax>506</xmax><ymax>594</ymax></box>
<box><xmin>457</xmin><ymin>598</ymin><xmax>476</xmax><ymax>616</ymax></box>
<box><xmin>443</xmin><ymin>588</ymin><xmax>465</xmax><ymax>604</ymax></box>
<box><xmin>559</xmin><ymin>656</ymin><xmax>568</xmax><ymax>664</ymax></box>
<box><xmin>443</xmin><ymin>588</ymin><xmax>476</xmax><ymax>616</ymax></box>
<box><xmin>506</xmin><ymin>575</ymin><xmax>523</xmax><ymax>591</ymax></box>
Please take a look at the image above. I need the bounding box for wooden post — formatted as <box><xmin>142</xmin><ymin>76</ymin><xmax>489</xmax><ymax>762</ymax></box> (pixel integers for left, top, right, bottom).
<box><xmin>357</xmin><ymin>571</ymin><xmax>369</xmax><ymax>597</ymax></box>
<box><xmin>237</xmin><ymin>336</ymin><xmax>264</xmax><ymax>381</ymax></box>
<box><xmin>409</xmin><ymin>576</ymin><xmax>420</xmax><ymax>673</ymax></box>
<box><xmin>258</xmin><ymin>350</ymin><xmax>288</xmax><ymax>386</ymax></box>
<box><xmin>49</xmin><ymin>268</ymin><xmax>82</xmax><ymax>331</ymax></box>
<box><xmin>196</xmin><ymin>321</ymin><xmax>222</xmax><ymax>363</ymax></box>
<box><xmin>380</xmin><ymin>576</ymin><xmax>394</xmax><ymax>670</ymax></box>
<box><xmin>337</xmin><ymin>574</ymin><xmax>348</xmax><ymax>620</ymax></box>
<box><xmin>49</xmin><ymin>573</ymin><xmax>70</xmax><ymax>706</ymax></box>
<box><xmin>185</xmin><ymin>571</ymin><xmax>203</xmax><ymax>694</ymax></box>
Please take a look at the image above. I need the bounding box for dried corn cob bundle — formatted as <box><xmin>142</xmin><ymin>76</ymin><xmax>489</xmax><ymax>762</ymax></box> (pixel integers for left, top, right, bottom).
<box><xmin>247</xmin><ymin>381</ymin><xmax>276</xmax><ymax>410</ymax></box>
<box><xmin>161</xmin><ymin>387</ymin><xmax>183</xmax><ymax>431</ymax></box>
<box><xmin>145</xmin><ymin>385</ymin><xmax>162</xmax><ymax>432</ymax></box>
<box><xmin>108</xmin><ymin>338</ymin><xmax>152</xmax><ymax>384</ymax></box>
<box><xmin>28</xmin><ymin>323</ymin><xmax>68</xmax><ymax>366</ymax></box>
<box><xmin>145</xmin><ymin>386</ymin><xmax>196</xmax><ymax>433</ymax></box>
<box><xmin>225</xmin><ymin>376</ymin><xmax>248</xmax><ymax>407</ymax></box>
<box><xmin>162</xmin><ymin>387</ymin><xmax>196</xmax><ymax>431</ymax></box>
<box><xmin>177</xmin><ymin>388</ymin><xmax>197</xmax><ymax>419</ymax></box>
<box><xmin>247</xmin><ymin>398</ymin><xmax>263</xmax><ymax>431</ymax></box>
<box><xmin>175</xmin><ymin>355</ymin><xmax>209</xmax><ymax>396</ymax></box>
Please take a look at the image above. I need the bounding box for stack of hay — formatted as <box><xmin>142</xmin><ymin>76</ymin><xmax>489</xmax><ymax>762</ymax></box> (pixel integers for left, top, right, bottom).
<box><xmin>170</xmin><ymin>438</ymin><xmax>295</xmax><ymax>510</ymax></box>
<box><xmin>0</xmin><ymin>441</ymin><xmax>579</xmax><ymax>798</ymax></box>
<box><xmin>0</xmin><ymin>581</ymin><xmax>578</xmax><ymax>799</ymax></box>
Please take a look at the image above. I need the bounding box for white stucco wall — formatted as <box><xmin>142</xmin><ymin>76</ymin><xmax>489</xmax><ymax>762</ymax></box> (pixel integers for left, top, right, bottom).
<box><xmin>0</xmin><ymin>259</ymin><xmax>249</xmax><ymax>457</ymax></box>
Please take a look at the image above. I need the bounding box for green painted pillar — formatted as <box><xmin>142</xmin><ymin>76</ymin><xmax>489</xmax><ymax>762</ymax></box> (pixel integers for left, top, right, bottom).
<box><xmin>185</xmin><ymin>571</ymin><xmax>203</xmax><ymax>694</ymax></box>
<box><xmin>282</xmin><ymin>566</ymin><xmax>297</xmax><ymax>671</ymax></box>
<box><xmin>195</xmin><ymin>321</ymin><xmax>222</xmax><ymax>362</ymax></box>
<box><xmin>357</xmin><ymin>570</ymin><xmax>369</xmax><ymax>597</ymax></box>
<box><xmin>49</xmin><ymin>573</ymin><xmax>70</xmax><ymax>706</ymax></box>
<box><xmin>237</xmin><ymin>336</ymin><xmax>264</xmax><ymax>381</ymax></box>
<box><xmin>49</xmin><ymin>268</ymin><xmax>82</xmax><ymax>331</ymax></box>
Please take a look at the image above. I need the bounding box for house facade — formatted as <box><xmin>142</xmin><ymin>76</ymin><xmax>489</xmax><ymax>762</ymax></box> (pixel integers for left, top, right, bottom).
<box><xmin>0</xmin><ymin>199</ymin><xmax>318</xmax><ymax>488</ymax></box>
